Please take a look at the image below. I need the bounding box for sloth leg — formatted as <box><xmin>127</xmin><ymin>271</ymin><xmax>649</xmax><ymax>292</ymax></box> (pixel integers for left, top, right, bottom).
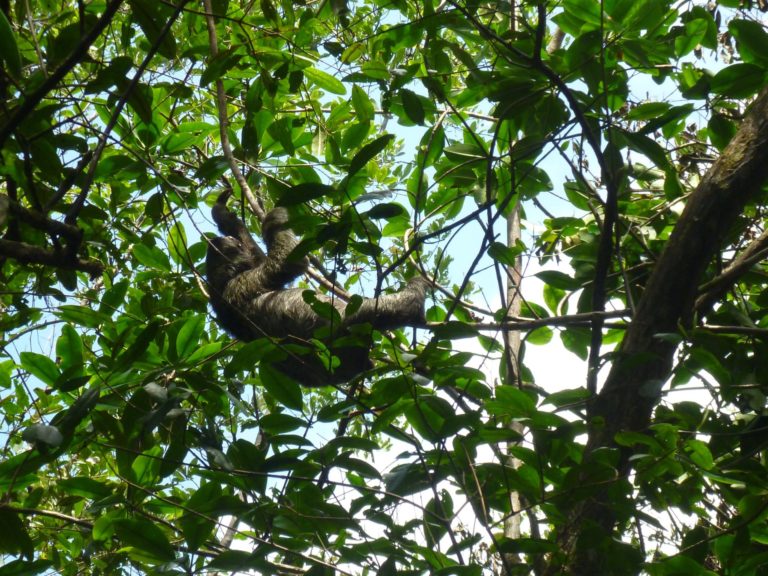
<box><xmin>342</xmin><ymin>277</ymin><xmax>429</xmax><ymax>331</ymax></box>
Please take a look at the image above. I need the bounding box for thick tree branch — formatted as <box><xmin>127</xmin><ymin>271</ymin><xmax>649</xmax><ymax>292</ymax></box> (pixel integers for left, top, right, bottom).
<box><xmin>4</xmin><ymin>195</ymin><xmax>83</xmax><ymax>240</ymax></box>
<box><xmin>554</xmin><ymin>86</ymin><xmax>768</xmax><ymax>574</ymax></box>
<box><xmin>0</xmin><ymin>239</ymin><xmax>104</xmax><ymax>276</ymax></box>
<box><xmin>1</xmin><ymin>194</ymin><xmax>103</xmax><ymax>275</ymax></box>
<box><xmin>595</xmin><ymin>86</ymin><xmax>768</xmax><ymax>436</ymax></box>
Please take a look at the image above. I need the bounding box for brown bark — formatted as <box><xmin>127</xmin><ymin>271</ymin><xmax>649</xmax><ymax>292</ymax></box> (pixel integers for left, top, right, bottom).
<box><xmin>0</xmin><ymin>239</ymin><xmax>104</xmax><ymax>276</ymax></box>
<box><xmin>554</xmin><ymin>86</ymin><xmax>768</xmax><ymax>574</ymax></box>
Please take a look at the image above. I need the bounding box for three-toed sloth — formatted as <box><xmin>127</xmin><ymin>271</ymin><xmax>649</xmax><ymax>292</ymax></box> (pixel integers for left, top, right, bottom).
<box><xmin>205</xmin><ymin>194</ymin><xmax>428</xmax><ymax>386</ymax></box>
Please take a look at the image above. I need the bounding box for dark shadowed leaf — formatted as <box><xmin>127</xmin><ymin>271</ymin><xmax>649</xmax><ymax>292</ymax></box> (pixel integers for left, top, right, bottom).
<box><xmin>115</xmin><ymin>518</ymin><xmax>175</xmax><ymax>563</ymax></box>
<box><xmin>349</xmin><ymin>134</ymin><xmax>395</xmax><ymax>177</ymax></box>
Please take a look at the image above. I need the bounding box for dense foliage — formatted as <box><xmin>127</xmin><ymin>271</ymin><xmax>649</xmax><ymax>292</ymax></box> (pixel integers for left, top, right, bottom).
<box><xmin>2</xmin><ymin>0</ymin><xmax>768</xmax><ymax>574</ymax></box>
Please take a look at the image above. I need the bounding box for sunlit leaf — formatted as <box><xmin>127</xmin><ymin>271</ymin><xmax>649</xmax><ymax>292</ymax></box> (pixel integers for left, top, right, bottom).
<box><xmin>19</xmin><ymin>352</ymin><xmax>60</xmax><ymax>386</ymax></box>
<box><xmin>304</xmin><ymin>66</ymin><xmax>346</xmax><ymax>94</ymax></box>
<box><xmin>176</xmin><ymin>315</ymin><xmax>205</xmax><ymax>358</ymax></box>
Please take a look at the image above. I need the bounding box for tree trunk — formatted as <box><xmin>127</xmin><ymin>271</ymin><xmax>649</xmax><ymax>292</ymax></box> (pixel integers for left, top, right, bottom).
<box><xmin>554</xmin><ymin>86</ymin><xmax>768</xmax><ymax>574</ymax></box>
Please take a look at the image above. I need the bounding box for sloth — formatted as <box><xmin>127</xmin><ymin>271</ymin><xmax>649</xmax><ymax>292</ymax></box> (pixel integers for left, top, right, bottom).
<box><xmin>205</xmin><ymin>194</ymin><xmax>428</xmax><ymax>386</ymax></box>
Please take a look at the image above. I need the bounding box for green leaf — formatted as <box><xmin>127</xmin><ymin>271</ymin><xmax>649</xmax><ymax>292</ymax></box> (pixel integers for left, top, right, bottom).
<box><xmin>729</xmin><ymin>20</ymin><xmax>768</xmax><ymax>66</ymax></box>
<box><xmin>131</xmin><ymin>445</ymin><xmax>163</xmax><ymax>486</ymax></box>
<box><xmin>194</xmin><ymin>156</ymin><xmax>230</xmax><ymax>181</ymax></box>
<box><xmin>0</xmin><ymin>11</ymin><xmax>22</xmax><ymax>79</ymax></box>
<box><xmin>405</xmin><ymin>396</ymin><xmax>460</xmax><ymax>441</ymax></box>
<box><xmin>187</xmin><ymin>342</ymin><xmax>223</xmax><ymax>363</ymax></box>
<box><xmin>59</xmin><ymin>477</ymin><xmax>114</xmax><ymax>499</ymax></box>
<box><xmin>341</xmin><ymin>42</ymin><xmax>366</xmax><ymax>63</ymax></box>
<box><xmin>496</xmin><ymin>537</ymin><xmax>557</xmax><ymax>555</ymax></box>
<box><xmin>19</xmin><ymin>352</ymin><xmax>60</xmax><ymax>387</ymax></box>
<box><xmin>208</xmin><ymin>551</ymin><xmax>271</xmax><ymax>571</ymax></box>
<box><xmin>267</xmin><ymin>116</ymin><xmax>295</xmax><ymax>155</ymax></box>
<box><xmin>675</xmin><ymin>19</ymin><xmax>709</xmax><ymax>57</ymax></box>
<box><xmin>180</xmin><ymin>482</ymin><xmax>221</xmax><ymax>551</ymax></box>
<box><xmin>162</xmin><ymin>129</ymin><xmax>206</xmax><ymax>155</ymax></box>
<box><xmin>160</xmin><ymin>416</ymin><xmax>188</xmax><ymax>478</ymax></box>
<box><xmin>535</xmin><ymin>270</ymin><xmax>580</xmax><ymax>290</ymax></box>
<box><xmin>0</xmin><ymin>559</ymin><xmax>53</xmax><ymax>575</ymax></box>
<box><xmin>341</xmin><ymin>121</ymin><xmax>371</xmax><ymax>151</ymax></box>
<box><xmin>125</xmin><ymin>82</ymin><xmax>154</xmax><ymax>124</ymax></box>
<box><xmin>443</xmin><ymin>143</ymin><xmax>486</xmax><ymax>162</ymax></box>
<box><xmin>684</xmin><ymin>439</ymin><xmax>714</xmax><ymax>470</ymax></box>
<box><xmin>526</xmin><ymin>326</ymin><xmax>553</xmax><ymax>345</ymax></box>
<box><xmin>359</xmin><ymin>60</ymin><xmax>390</xmax><ymax>80</ymax></box>
<box><xmin>711</xmin><ymin>63</ymin><xmax>766</xmax><ymax>98</ymax></box>
<box><xmin>485</xmin><ymin>386</ymin><xmax>536</xmax><ymax>418</ymax></box>
<box><xmin>400</xmin><ymin>88</ymin><xmax>426</xmax><ymax>125</ymax></box>
<box><xmin>0</xmin><ymin>361</ymin><xmax>12</xmax><ymax>389</ymax></box>
<box><xmin>280</xmin><ymin>182</ymin><xmax>336</xmax><ymax>205</ymax></box>
<box><xmin>50</xmin><ymin>387</ymin><xmax>100</xmax><ymax>435</ymax></box>
<box><xmin>114</xmin><ymin>321</ymin><xmax>161</xmax><ymax>370</ymax></box>
<box><xmin>176</xmin><ymin>315</ymin><xmax>205</xmax><ymax>358</ymax></box>
<box><xmin>366</xmin><ymin>203</ymin><xmax>406</xmax><ymax>219</ymax></box>
<box><xmin>133</xmin><ymin>243</ymin><xmax>172</xmax><ymax>271</ymax></box>
<box><xmin>167</xmin><ymin>222</ymin><xmax>188</xmax><ymax>265</ymax></box>
<box><xmin>0</xmin><ymin>509</ymin><xmax>33</xmax><ymax>559</ymax></box>
<box><xmin>562</xmin><ymin>0</ymin><xmax>603</xmax><ymax>28</ymax></box>
<box><xmin>560</xmin><ymin>328</ymin><xmax>590</xmax><ymax>360</ymax></box>
<box><xmin>30</xmin><ymin>140</ymin><xmax>62</xmax><ymax>177</ymax></box>
<box><xmin>349</xmin><ymin>134</ymin><xmax>395</xmax><ymax>177</ymax></box>
<box><xmin>95</xmin><ymin>155</ymin><xmax>144</xmax><ymax>181</ymax></box>
<box><xmin>100</xmin><ymin>280</ymin><xmax>130</xmax><ymax>316</ymax></box>
<box><xmin>86</xmin><ymin>56</ymin><xmax>133</xmax><ymax>93</ymax></box>
<box><xmin>651</xmin><ymin>555</ymin><xmax>715</xmax><ymax>575</ymax></box>
<box><xmin>626</xmin><ymin>101</ymin><xmax>672</xmax><ymax>121</ymax></box>
<box><xmin>259</xmin><ymin>364</ymin><xmax>303</xmax><ymax>410</ymax></box>
<box><xmin>115</xmin><ymin>518</ymin><xmax>175</xmax><ymax>563</ymax></box>
<box><xmin>93</xmin><ymin>513</ymin><xmax>118</xmax><ymax>542</ymax></box>
<box><xmin>488</xmin><ymin>241</ymin><xmax>523</xmax><ymax>266</ymax></box>
<box><xmin>432</xmin><ymin>321</ymin><xmax>479</xmax><ymax>340</ymax></box>
<box><xmin>543</xmin><ymin>387</ymin><xmax>591</xmax><ymax>408</ymax></box>
<box><xmin>127</xmin><ymin>0</ymin><xmax>177</xmax><ymax>59</ymax></box>
<box><xmin>304</xmin><ymin>66</ymin><xmax>346</xmax><ymax>95</ymax></box>
<box><xmin>622</xmin><ymin>130</ymin><xmax>672</xmax><ymax>171</ymax></box>
<box><xmin>637</xmin><ymin>104</ymin><xmax>694</xmax><ymax>136</ymax></box>
<box><xmin>420</xmin><ymin>124</ymin><xmax>445</xmax><ymax>168</ymax></box>
<box><xmin>56</xmin><ymin>324</ymin><xmax>84</xmax><ymax>373</ymax></box>
<box><xmin>351</xmin><ymin>85</ymin><xmax>375</xmax><ymax>121</ymax></box>
<box><xmin>542</xmin><ymin>282</ymin><xmax>565</xmax><ymax>314</ymax></box>
<box><xmin>708</xmin><ymin>113</ymin><xmax>736</xmax><ymax>151</ymax></box>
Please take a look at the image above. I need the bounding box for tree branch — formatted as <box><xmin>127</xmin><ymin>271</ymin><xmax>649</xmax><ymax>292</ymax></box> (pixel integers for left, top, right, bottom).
<box><xmin>0</xmin><ymin>239</ymin><xmax>104</xmax><ymax>276</ymax></box>
<box><xmin>554</xmin><ymin>86</ymin><xmax>768</xmax><ymax>574</ymax></box>
<box><xmin>695</xmin><ymin>227</ymin><xmax>768</xmax><ymax>314</ymax></box>
<box><xmin>0</xmin><ymin>0</ymin><xmax>124</xmax><ymax>147</ymax></box>
<box><xmin>201</xmin><ymin>0</ymin><xmax>264</xmax><ymax>221</ymax></box>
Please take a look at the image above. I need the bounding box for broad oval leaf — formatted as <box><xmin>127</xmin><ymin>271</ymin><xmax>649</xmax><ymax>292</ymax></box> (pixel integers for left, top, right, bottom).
<box><xmin>176</xmin><ymin>315</ymin><xmax>205</xmax><ymax>358</ymax></box>
<box><xmin>349</xmin><ymin>134</ymin><xmax>395</xmax><ymax>177</ymax></box>
<box><xmin>114</xmin><ymin>518</ymin><xmax>175</xmax><ymax>563</ymax></box>
<box><xmin>259</xmin><ymin>364</ymin><xmax>303</xmax><ymax>410</ymax></box>
<box><xmin>304</xmin><ymin>66</ymin><xmax>346</xmax><ymax>95</ymax></box>
<box><xmin>19</xmin><ymin>352</ymin><xmax>60</xmax><ymax>386</ymax></box>
<box><xmin>711</xmin><ymin>63</ymin><xmax>766</xmax><ymax>98</ymax></box>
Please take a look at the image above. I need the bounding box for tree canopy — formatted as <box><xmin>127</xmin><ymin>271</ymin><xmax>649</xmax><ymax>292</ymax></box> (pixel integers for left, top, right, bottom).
<box><xmin>2</xmin><ymin>0</ymin><xmax>768</xmax><ymax>574</ymax></box>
